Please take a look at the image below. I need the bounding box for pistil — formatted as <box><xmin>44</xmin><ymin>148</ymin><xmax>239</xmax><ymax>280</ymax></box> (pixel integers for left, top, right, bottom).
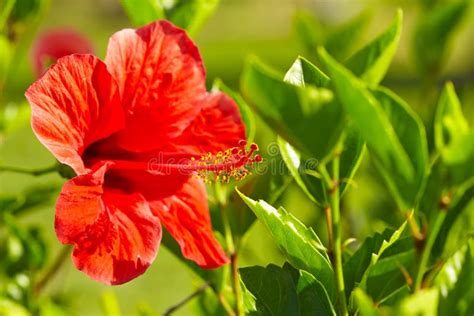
<box><xmin>95</xmin><ymin>140</ymin><xmax>262</xmax><ymax>183</ymax></box>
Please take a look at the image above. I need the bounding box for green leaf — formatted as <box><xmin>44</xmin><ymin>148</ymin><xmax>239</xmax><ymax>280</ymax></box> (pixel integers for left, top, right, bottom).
<box><xmin>435</xmin><ymin>241</ymin><xmax>474</xmax><ymax>316</ymax></box>
<box><xmin>293</xmin><ymin>10</ymin><xmax>324</xmax><ymax>57</ymax></box>
<box><xmin>397</xmin><ymin>288</ymin><xmax>439</xmax><ymax>316</ymax></box>
<box><xmin>338</xmin><ymin>126</ymin><xmax>365</xmax><ymax>196</ymax></box>
<box><xmin>413</xmin><ymin>1</ymin><xmax>469</xmax><ymax>75</ymax></box>
<box><xmin>353</xmin><ymin>217</ymin><xmax>411</xmax><ymax>302</ymax></box>
<box><xmin>319</xmin><ymin>48</ymin><xmax>420</xmax><ymax>210</ymax></box>
<box><xmin>277</xmin><ymin>137</ymin><xmax>325</xmax><ymax>206</ymax></box>
<box><xmin>344</xmin><ymin>9</ymin><xmax>402</xmax><ymax>85</ymax></box>
<box><xmin>240</xmin><ymin>264</ymin><xmax>299</xmax><ymax>316</ymax></box>
<box><xmin>237</xmin><ymin>191</ymin><xmax>335</xmax><ymax>300</ymax></box>
<box><xmin>119</xmin><ymin>0</ymin><xmax>219</xmax><ymax>35</ymax></box>
<box><xmin>241</xmin><ymin>278</ymin><xmax>258</xmax><ymax>313</ymax></box>
<box><xmin>353</xmin><ymin>288</ymin><xmax>381</xmax><ymax>316</ymax></box>
<box><xmin>284</xmin><ymin>56</ymin><xmax>330</xmax><ymax>88</ymax></box>
<box><xmin>119</xmin><ymin>0</ymin><xmax>165</xmax><ymax>26</ymax></box>
<box><xmin>432</xmin><ymin>182</ymin><xmax>474</xmax><ymax>259</ymax></box>
<box><xmin>366</xmin><ymin>250</ymin><xmax>415</xmax><ymax>301</ymax></box>
<box><xmin>370</xmin><ymin>87</ymin><xmax>428</xmax><ymax>209</ymax></box>
<box><xmin>434</xmin><ymin>82</ymin><xmax>470</xmax><ymax>151</ymax></box>
<box><xmin>166</xmin><ymin>0</ymin><xmax>219</xmax><ymax>36</ymax></box>
<box><xmin>241</xmin><ymin>264</ymin><xmax>336</xmax><ymax>316</ymax></box>
<box><xmin>343</xmin><ymin>232</ymin><xmax>387</xmax><ymax>298</ymax></box>
<box><xmin>441</xmin><ymin>131</ymin><xmax>474</xmax><ymax>186</ymax></box>
<box><xmin>277</xmin><ymin>128</ymin><xmax>364</xmax><ymax>206</ymax></box>
<box><xmin>241</xmin><ymin>57</ymin><xmax>345</xmax><ymax>161</ymax></box>
<box><xmin>289</xmin><ymin>267</ymin><xmax>336</xmax><ymax>316</ymax></box>
<box><xmin>325</xmin><ymin>10</ymin><xmax>372</xmax><ymax>61</ymax></box>
<box><xmin>212</xmin><ymin>78</ymin><xmax>256</xmax><ymax>143</ymax></box>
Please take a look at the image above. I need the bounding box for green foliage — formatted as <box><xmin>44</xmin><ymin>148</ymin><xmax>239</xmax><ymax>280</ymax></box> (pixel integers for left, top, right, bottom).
<box><xmin>345</xmin><ymin>10</ymin><xmax>402</xmax><ymax>86</ymax></box>
<box><xmin>293</xmin><ymin>9</ymin><xmax>371</xmax><ymax>61</ymax></box>
<box><xmin>434</xmin><ymin>82</ymin><xmax>470</xmax><ymax>151</ymax></box>
<box><xmin>237</xmin><ymin>190</ymin><xmax>336</xmax><ymax>300</ymax></box>
<box><xmin>319</xmin><ymin>48</ymin><xmax>428</xmax><ymax>210</ymax></box>
<box><xmin>435</xmin><ymin>241</ymin><xmax>474</xmax><ymax>315</ymax></box>
<box><xmin>119</xmin><ymin>0</ymin><xmax>219</xmax><ymax>35</ymax></box>
<box><xmin>413</xmin><ymin>1</ymin><xmax>470</xmax><ymax>76</ymax></box>
<box><xmin>241</xmin><ymin>57</ymin><xmax>345</xmax><ymax>162</ymax></box>
<box><xmin>119</xmin><ymin>0</ymin><xmax>165</xmax><ymax>27</ymax></box>
<box><xmin>1</xmin><ymin>1</ymin><xmax>474</xmax><ymax>315</ymax></box>
<box><xmin>240</xmin><ymin>263</ymin><xmax>336</xmax><ymax>316</ymax></box>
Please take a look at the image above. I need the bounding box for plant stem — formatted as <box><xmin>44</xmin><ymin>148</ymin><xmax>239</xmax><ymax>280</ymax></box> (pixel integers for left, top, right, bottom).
<box><xmin>163</xmin><ymin>282</ymin><xmax>210</xmax><ymax>315</ymax></box>
<box><xmin>34</xmin><ymin>245</ymin><xmax>72</xmax><ymax>296</ymax></box>
<box><xmin>0</xmin><ymin>164</ymin><xmax>57</xmax><ymax>176</ymax></box>
<box><xmin>320</xmin><ymin>145</ymin><xmax>348</xmax><ymax>316</ymax></box>
<box><xmin>324</xmin><ymin>206</ymin><xmax>334</xmax><ymax>261</ymax></box>
<box><xmin>329</xmin><ymin>153</ymin><xmax>348</xmax><ymax>316</ymax></box>
<box><xmin>218</xmin><ymin>187</ymin><xmax>244</xmax><ymax>316</ymax></box>
<box><xmin>230</xmin><ymin>252</ymin><xmax>244</xmax><ymax>316</ymax></box>
<box><xmin>413</xmin><ymin>209</ymin><xmax>447</xmax><ymax>291</ymax></box>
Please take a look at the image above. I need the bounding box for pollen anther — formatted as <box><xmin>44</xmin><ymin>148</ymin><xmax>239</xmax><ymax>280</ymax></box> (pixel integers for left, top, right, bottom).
<box><xmin>192</xmin><ymin>141</ymin><xmax>262</xmax><ymax>183</ymax></box>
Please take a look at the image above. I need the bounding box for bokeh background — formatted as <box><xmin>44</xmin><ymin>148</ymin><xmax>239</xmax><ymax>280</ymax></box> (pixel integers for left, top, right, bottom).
<box><xmin>1</xmin><ymin>0</ymin><xmax>473</xmax><ymax>315</ymax></box>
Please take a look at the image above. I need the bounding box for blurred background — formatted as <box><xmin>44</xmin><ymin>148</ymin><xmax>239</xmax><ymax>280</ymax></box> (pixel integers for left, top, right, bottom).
<box><xmin>1</xmin><ymin>0</ymin><xmax>473</xmax><ymax>315</ymax></box>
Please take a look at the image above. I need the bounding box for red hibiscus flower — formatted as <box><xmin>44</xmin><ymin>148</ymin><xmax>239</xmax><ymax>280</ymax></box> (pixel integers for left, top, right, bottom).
<box><xmin>31</xmin><ymin>29</ymin><xmax>94</xmax><ymax>77</ymax></box>
<box><xmin>25</xmin><ymin>20</ymin><xmax>258</xmax><ymax>285</ymax></box>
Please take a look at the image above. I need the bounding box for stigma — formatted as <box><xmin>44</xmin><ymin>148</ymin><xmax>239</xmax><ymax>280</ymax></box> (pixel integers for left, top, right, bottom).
<box><xmin>191</xmin><ymin>140</ymin><xmax>262</xmax><ymax>183</ymax></box>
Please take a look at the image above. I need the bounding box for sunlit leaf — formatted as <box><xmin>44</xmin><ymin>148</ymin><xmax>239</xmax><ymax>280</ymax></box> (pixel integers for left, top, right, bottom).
<box><xmin>397</xmin><ymin>288</ymin><xmax>439</xmax><ymax>316</ymax></box>
<box><xmin>284</xmin><ymin>56</ymin><xmax>330</xmax><ymax>88</ymax></box>
<box><xmin>434</xmin><ymin>82</ymin><xmax>470</xmax><ymax>151</ymax></box>
<box><xmin>441</xmin><ymin>131</ymin><xmax>474</xmax><ymax>186</ymax></box>
<box><xmin>345</xmin><ymin>10</ymin><xmax>402</xmax><ymax>85</ymax></box>
<box><xmin>435</xmin><ymin>241</ymin><xmax>474</xmax><ymax>315</ymax></box>
<box><xmin>241</xmin><ymin>57</ymin><xmax>345</xmax><ymax>161</ymax></box>
<box><xmin>319</xmin><ymin>48</ymin><xmax>422</xmax><ymax>210</ymax></box>
<box><xmin>237</xmin><ymin>190</ymin><xmax>335</xmax><ymax>300</ymax></box>
<box><xmin>370</xmin><ymin>87</ymin><xmax>428</xmax><ymax>210</ymax></box>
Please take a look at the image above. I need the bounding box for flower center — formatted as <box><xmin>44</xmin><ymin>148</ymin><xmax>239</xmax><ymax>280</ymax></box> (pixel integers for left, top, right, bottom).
<box><xmin>97</xmin><ymin>140</ymin><xmax>262</xmax><ymax>183</ymax></box>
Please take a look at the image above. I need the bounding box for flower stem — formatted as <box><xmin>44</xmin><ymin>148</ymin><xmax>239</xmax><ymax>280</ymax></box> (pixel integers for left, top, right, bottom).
<box><xmin>163</xmin><ymin>282</ymin><xmax>210</xmax><ymax>315</ymax></box>
<box><xmin>413</xmin><ymin>206</ymin><xmax>447</xmax><ymax>291</ymax></box>
<box><xmin>34</xmin><ymin>245</ymin><xmax>72</xmax><ymax>296</ymax></box>
<box><xmin>320</xmin><ymin>144</ymin><xmax>348</xmax><ymax>316</ymax></box>
<box><xmin>0</xmin><ymin>164</ymin><xmax>57</xmax><ymax>176</ymax></box>
<box><xmin>217</xmin><ymin>186</ymin><xmax>244</xmax><ymax>316</ymax></box>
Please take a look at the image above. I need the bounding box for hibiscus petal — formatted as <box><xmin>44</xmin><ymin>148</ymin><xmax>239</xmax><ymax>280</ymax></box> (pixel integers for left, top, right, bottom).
<box><xmin>105</xmin><ymin>20</ymin><xmax>206</xmax><ymax>152</ymax></box>
<box><xmin>25</xmin><ymin>55</ymin><xmax>124</xmax><ymax>174</ymax></box>
<box><xmin>146</xmin><ymin>176</ymin><xmax>229</xmax><ymax>268</ymax></box>
<box><xmin>171</xmin><ymin>92</ymin><xmax>246</xmax><ymax>155</ymax></box>
<box><xmin>56</xmin><ymin>163</ymin><xmax>161</xmax><ymax>285</ymax></box>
